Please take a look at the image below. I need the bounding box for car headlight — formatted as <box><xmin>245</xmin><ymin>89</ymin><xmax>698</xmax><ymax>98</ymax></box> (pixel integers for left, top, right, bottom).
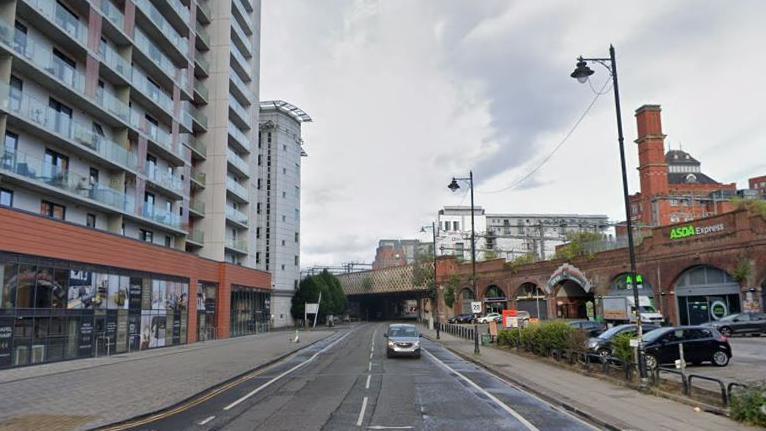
<box><xmin>387</xmin><ymin>340</ymin><xmax>395</xmax><ymax>347</ymax></box>
<box><xmin>412</xmin><ymin>340</ymin><xmax>420</xmax><ymax>347</ymax></box>
<box><xmin>588</xmin><ymin>340</ymin><xmax>598</xmax><ymax>349</ymax></box>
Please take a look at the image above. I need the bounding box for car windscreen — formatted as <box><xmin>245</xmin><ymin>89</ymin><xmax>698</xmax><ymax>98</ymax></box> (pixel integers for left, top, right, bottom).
<box><xmin>389</xmin><ymin>327</ymin><xmax>419</xmax><ymax>338</ymax></box>
<box><xmin>718</xmin><ymin>313</ymin><xmax>741</xmax><ymax>321</ymax></box>
<box><xmin>639</xmin><ymin>305</ymin><xmax>657</xmax><ymax>313</ymax></box>
<box><xmin>642</xmin><ymin>328</ymin><xmax>670</xmax><ymax>343</ymax></box>
<box><xmin>597</xmin><ymin>325</ymin><xmax>630</xmax><ymax>339</ymax></box>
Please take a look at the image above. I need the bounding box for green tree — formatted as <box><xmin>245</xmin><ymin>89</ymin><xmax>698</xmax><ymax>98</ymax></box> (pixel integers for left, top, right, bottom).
<box><xmin>505</xmin><ymin>253</ymin><xmax>538</xmax><ymax>272</ymax></box>
<box><xmin>291</xmin><ymin>270</ymin><xmax>347</xmax><ymax>321</ymax></box>
<box><xmin>731</xmin><ymin>197</ymin><xmax>766</xmax><ymax>218</ymax></box>
<box><xmin>554</xmin><ymin>231</ymin><xmax>604</xmax><ymax>261</ymax></box>
<box><xmin>411</xmin><ymin>249</ymin><xmax>435</xmax><ymax>298</ymax></box>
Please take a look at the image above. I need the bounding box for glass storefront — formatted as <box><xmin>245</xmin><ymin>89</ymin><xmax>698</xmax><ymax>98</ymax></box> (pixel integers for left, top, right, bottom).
<box><xmin>229</xmin><ymin>285</ymin><xmax>270</xmax><ymax>337</ymax></box>
<box><xmin>675</xmin><ymin>266</ymin><xmax>742</xmax><ymax>325</ymax></box>
<box><xmin>0</xmin><ymin>252</ymin><xmax>189</xmax><ymax>369</ymax></box>
<box><xmin>196</xmin><ymin>282</ymin><xmax>217</xmax><ymax>341</ymax></box>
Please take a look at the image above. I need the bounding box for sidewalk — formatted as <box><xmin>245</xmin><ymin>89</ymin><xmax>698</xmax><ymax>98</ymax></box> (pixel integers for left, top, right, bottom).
<box><xmin>0</xmin><ymin>329</ymin><xmax>334</xmax><ymax>431</ymax></box>
<box><xmin>421</xmin><ymin>327</ymin><xmax>756</xmax><ymax>431</ymax></box>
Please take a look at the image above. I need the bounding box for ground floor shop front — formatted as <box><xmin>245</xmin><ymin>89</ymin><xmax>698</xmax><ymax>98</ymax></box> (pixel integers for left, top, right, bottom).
<box><xmin>0</xmin><ymin>208</ymin><xmax>271</xmax><ymax>369</ymax></box>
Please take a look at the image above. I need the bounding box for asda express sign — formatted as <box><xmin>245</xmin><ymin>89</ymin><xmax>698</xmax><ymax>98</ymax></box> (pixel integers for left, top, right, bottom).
<box><xmin>669</xmin><ymin>223</ymin><xmax>725</xmax><ymax>240</ymax></box>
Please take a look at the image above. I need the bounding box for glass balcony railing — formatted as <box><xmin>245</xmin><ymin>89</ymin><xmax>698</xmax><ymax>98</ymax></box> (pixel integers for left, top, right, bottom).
<box><xmin>197</xmin><ymin>0</ymin><xmax>212</xmax><ymax>23</ymax></box>
<box><xmin>24</xmin><ymin>0</ymin><xmax>88</xmax><ymax>45</ymax></box>
<box><xmin>229</xmin><ymin>70</ymin><xmax>252</xmax><ymax>100</ymax></box>
<box><xmin>239</xmin><ymin>0</ymin><xmax>254</xmax><ymax>13</ymax></box>
<box><xmin>230</xmin><ymin>43</ymin><xmax>250</xmax><ymax>72</ymax></box>
<box><xmin>230</xmin><ymin>18</ymin><xmax>252</xmax><ymax>56</ymax></box>
<box><xmin>231</xmin><ymin>0</ymin><xmax>254</xmax><ymax>32</ymax></box>
<box><xmin>98</xmin><ymin>0</ymin><xmax>124</xmax><ymax>29</ymax></box>
<box><xmin>229</xmin><ymin>96</ymin><xmax>249</xmax><ymax>124</ymax></box>
<box><xmin>144</xmin><ymin>122</ymin><xmax>177</xmax><ymax>156</ymax></box>
<box><xmin>194</xmin><ymin>52</ymin><xmax>210</xmax><ymax>74</ymax></box>
<box><xmin>189</xmin><ymin>198</ymin><xmax>205</xmax><ymax>215</ymax></box>
<box><xmin>189</xmin><ymin>105</ymin><xmax>208</xmax><ymax>129</ymax></box>
<box><xmin>0</xmin><ymin>146</ymin><xmax>127</xmax><ymax>210</ymax></box>
<box><xmin>100</xmin><ymin>43</ymin><xmax>131</xmax><ymax>80</ymax></box>
<box><xmin>190</xmin><ymin>167</ymin><xmax>206</xmax><ymax>185</ymax></box>
<box><xmin>169</xmin><ymin>0</ymin><xmax>190</xmax><ymax>23</ymax></box>
<box><xmin>225</xmin><ymin>205</ymin><xmax>248</xmax><ymax>225</ymax></box>
<box><xmin>133</xmin><ymin>0</ymin><xmax>189</xmax><ymax>56</ymax></box>
<box><xmin>142</xmin><ymin>204</ymin><xmax>183</xmax><ymax>230</ymax></box>
<box><xmin>144</xmin><ymin>164</ymin><xmax>184</xmax><ymax>194</ymax></box>
<box><xmin>197</xmin><ymin>25</ymin><xmax>211</xmax><ymax>47</ymax></box>
<box><xmin>227</xmin><ymin>148</ymin><xmax>248</xmax><ymax>174</ymax></box>
<box><xmin>132</xmin><ymin>69</ymin><xmax>174</xmax><ymax>113</ymax></box>
<box><xmin>0</xmin><ymin>83</ymin><xmax>138</xmax><ymax>170</ymax></box>
<box><xmin>228</xmin><ymin>122</ymin><xmax>250</xmax><ymax>151</ymax></box>
<box><xmin>187</xmin><ymin>136</ymin><xmax>207</xmax><ymax>157</ymax></box>
<box><xmin>226</xmin><ymin>238</ymin><xmax>248</xmax><ymax>252</ymax></box>
<box><xmin>188</xmin><ymin>229</ymin><xmax>204</xmax><ymax>244</ymax></box>
<box><xmin>226</xmin><ymin>177</ymin><xmax>248</xmax><ymax>200</ymax></box>
<box><xmin>7</xmin><ymin>28</ymin><xmax>86</xmax><ymax>93</ymax></box>
<box><xmin>194</xmin><ymin>80</ymin><xmax>209</xmax><ymax>101</ymax></box>
<box><xmin>134</xmin><ymin>28</ymin><xmax>179</xmax><ymax>79</ymax></box>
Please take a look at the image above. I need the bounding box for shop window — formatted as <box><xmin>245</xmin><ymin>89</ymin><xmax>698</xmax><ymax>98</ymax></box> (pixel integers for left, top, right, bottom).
<box><xmin>0</xmin><ymin>188</ymin><xmax>13</xmax><ymax>207</ymax></box>
<box><xmin>15</xmin><ymin>264</ymin><xmax>36</xmax><ymax>308</ymax></box>
<box><xmin>1</xmin><ymin>259</ymin><xmax>17</xmax><ymax>309</ymax></box>
<box><xmin>164</xmin><ymin>235</ymin><xmax>171</xmax><ymax>247</ymax></box>
<box><xmin>141</xmin><ymin>230</ymin><xmax>153</xmax><ymax>243</ymax></box>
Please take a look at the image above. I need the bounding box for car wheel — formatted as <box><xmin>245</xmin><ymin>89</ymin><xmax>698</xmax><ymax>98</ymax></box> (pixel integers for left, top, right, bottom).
<box><xmin>719</xmin><ymin>326</ymin><xmax>732</xmax><ymax>337</ymax></box>
<box><xmin>712</xmin><ymin>351</ymin><xmax>730</xmax><ymax>367</ymax></box>
<box><xmin>644</xmin><ymin>354</ymin><xmax>658</xmax><ymax>370</ymax></box>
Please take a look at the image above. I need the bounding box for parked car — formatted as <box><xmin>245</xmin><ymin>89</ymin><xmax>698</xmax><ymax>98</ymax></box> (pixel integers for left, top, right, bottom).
<box><xmin>587</xmin><ymin>323</ymin><xmax>661</xmax><ymax>358</ymax></box>
<box><xmin>385</xmin><ymin>323</ymin><xmax>422</xmax><ymax>358</ymax></box>
<box><xmin>703</xmin><ymin>312</ymin><xmax>766</xmax><ymax>337</ymax></box>
<box><xmin>476</xmin><ymin>312</ymin><xmax>502</xmax><ymax>324</ymax></box>
<box><xmin>448</xmin><ymin>313</ymin><xmax>475</xmax><ymax>324</ymax></box>
<box><xmin>642</xmin><ymin>326</ymin><xmax>732</xmax><ymax>369</ymax></box>
<box><xmin>569</xmin><ymin>320</ymin><xmax>608</xmax><ymax>337</ymax></box>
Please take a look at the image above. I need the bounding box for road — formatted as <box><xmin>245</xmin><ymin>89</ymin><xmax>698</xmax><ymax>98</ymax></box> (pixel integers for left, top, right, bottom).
<box><xmin>104</xmin><ymin>322</ymin><xmax>597</xmax><ymax>431</ymax></box>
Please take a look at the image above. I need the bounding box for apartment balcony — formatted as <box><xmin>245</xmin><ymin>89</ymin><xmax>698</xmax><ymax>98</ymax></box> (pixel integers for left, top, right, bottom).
<box><xmin>227</xmin><ymin>148</ymin><xmax>249</xmax><ymax>178</ymax></box>
<box><xmin>141</xmin><ymin>205</ymin><xmax>183</xmax><ymax>231</ymax></box>
<box><xmin>186</xmin><ymin>136</ymin><xmax>207</xmax><ymax>160</ymax></box>
<box><xmin>194</xmin><ymin>52</ymin><xmax>210</xmax><ymax>78</ymax></box>
<box><xmin>188</xmin><ymin>198</ymin><xmax>205</xmax><ymax>217</ymax></box>
<box><xmin>231</xmin><ymin>0</ymin><xmax>254</xmax><ymax>35</ymax></box>
<box><xmin>133</xmin><ymin>0</ymin><xmax>189</xmax><ymax>62</ymax></box>
<box><xmin>227</xmin><ymin>122</ymin><xmax>250</xmax><ymax>153</ymax></box>
<box><xmin>143</xmin><ymin>164</ymin><xmax>185</xmax><ymax>199</ymax></box>
<box><xmin>229</xmin><ymin>96</ymin><xmax>250</xmax><ymax>130</ymax></box>
<box><xmin>229</xmin><ymin>70</ymin><xmax>252</xmax><ymax>107</ymax></box>
<box><xmin>187</xmin><ymin>229</ymin><xmax>204</xmax><ymax>247</ymax></box>
<box><xmin>225</xmin><ymin>238</ymin><xmax>248</xmax><ymax>254</ymax></box>
<box><xmin>230</xmin><ymin>17</ymin><xmax>252</xmax><ymax>58</ymax></box>
<box><xmin>131</xmin><ymin>69</ymin><xmax>175</xmax><ymax>123</ymax></box>
<box><xmin>189</xmin><ymin>105</ymin><xmax>208</xmax><ymax>132</ymax></box>
<box><xmin>225</xmin><ymin>205</ymin><xmax>248</xmax><ymax>228</ymax></box>
<box><xmin>0</xmin><ymin>83</ymin><xmax>138</xmax><ymax>172</ymax></box>
<box><xmin>133</xmin><ymin>28</ymin><xmax>179</xmax><ymax>92</ymax></box>
<box><xmin>135</xmin><ymin>116</ymin><xmax>185</xmax><ymax>165</ymax></box>
<box><xmin>97</xmin><ymin>0</ymin><xmax>125</xmax><ymax>32</ymax></box>
<box><xmin>197</xmin><ymin>0</ymin><xmax>212</xmax><ymax>25</ymax></box>
<box><xmin>193</xmin><ymin>79</ymin><xmax>209</xmax><ymax>105</ymax></box>
<box><xmin>19</xmin><ymin>0</ymin><xmax>88</xmax><ymax>51</ymax></box>
<box><xmin>0</xmin><ymin>147</ymin><xmax>128</xmax><ymax>213</ymax></box>
<box><xmin>226</xmin><ymin>177</ymin><xmax>248</xmax><ymax>203</ymax></box>
<box><xmin>190</xmin><ymin>167</ymin><xmax>206</xmax><ymax>189</ymax></box>
<box><xmin>156</xmin><ymin>0</ymin><xmax>191</xmax><ymax>32</ymax></box>
<box><xmin>99</xmin><ymin>43</ymin><xmax>132</xmax><ymax>84</ymax></box>
<box><xmin>239</xmin><ymin>0</ymin><xmax>254</xmax><ymax>13</ymax></box>
<box><xmin>230</xmin><ymin>45</ymin><xmax>250</xmax><ymax>84</ymax></box>
<box><xmin>196</xmin><ymin>24</ymin><xmax>211</xmax><ymax>51</ymax></box>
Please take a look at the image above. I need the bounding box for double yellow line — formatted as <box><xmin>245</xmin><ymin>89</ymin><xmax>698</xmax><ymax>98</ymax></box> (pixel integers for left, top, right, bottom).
<box><xmin>98</xmin><ymin>365</ymin><xmax>274</xmax><ymax>430</ymax></box>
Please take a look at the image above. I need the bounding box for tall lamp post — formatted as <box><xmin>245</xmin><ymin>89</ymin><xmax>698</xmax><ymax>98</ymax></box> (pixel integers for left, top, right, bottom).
<box><xmin>570</xmin><ymin>45</ymin><xmax>647</xmax><ymax>384</ymax></box>
<box><xmin>421</xmin><ymin>222</ymin><xmax>439</xmax><ymax>339</ymax></box>
<box><xmin>448</xmin><ymin>172</ymin><xmax>477</xmax><ymax>299</ymax></box>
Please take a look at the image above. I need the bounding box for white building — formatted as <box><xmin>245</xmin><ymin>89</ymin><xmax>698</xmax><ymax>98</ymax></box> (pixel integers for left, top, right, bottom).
<box><xmin>257</xmin><ymin>101</ymin><xmax>310</xmax><ymax>327</ymax></box>
<box><xmin>436</xmin><ymin>207</ymin><xmax>610</xmax><ymax>261</ymax></box>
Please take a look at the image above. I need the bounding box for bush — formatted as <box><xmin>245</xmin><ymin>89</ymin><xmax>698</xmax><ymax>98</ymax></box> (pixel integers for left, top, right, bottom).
<box><xmin>497</xmin><ymin>329</ymin><xmax>520</xmax><ymax>347</ymax></box>
<box><xmin>730</xmin><ymin>384</ymin><xmax>766</xmax><ymax>427</ymax></box>
<box><xmin>611</xmin><ymin>333</ymin><xmax>635</xmax><ymax>364</ymax></box>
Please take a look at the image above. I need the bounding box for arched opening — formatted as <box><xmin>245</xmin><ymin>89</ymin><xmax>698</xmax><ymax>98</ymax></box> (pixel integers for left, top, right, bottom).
<box><xmin>606</xmin><ymin>273</ymin><xmax>660</xmax><ymax>319</ymax></box>
<box><xmin>483</xmin><ymin>285</ymin><xmax>506</xmax><ymax>314</ymax></box>
<box><xmin>675</xmin><ymin>265</ymin><xmax>741</xmax><ymax>325</ymax></box>
<box><xmin>458</xmin><ymin>288</ymin><xmax>475</xmax><ymax>315</ymax></box>
<box><xmin>554</xmin><ymin>280</ymin><xmax>594</xmax><ymax>319</ymax></box>
<box><xmin>515</xmin><ymin>283</ymin><xmax>547</xmax><ymax>319</ymax></box>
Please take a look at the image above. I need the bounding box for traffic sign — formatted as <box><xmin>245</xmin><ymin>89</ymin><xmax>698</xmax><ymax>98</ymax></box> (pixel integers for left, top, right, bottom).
<box><xmin>470</xmin><ymin>302</ymin><xmax>482</xmax><ymax>314</ymax></box>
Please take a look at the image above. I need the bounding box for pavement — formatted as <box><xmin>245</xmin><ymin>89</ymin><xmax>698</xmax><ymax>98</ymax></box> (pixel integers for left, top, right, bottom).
<box><xmin>0</xmin><ymin>328</ymin><xmax>334</xmax><ymax>431</ymax></box>
<box><xmin>421</xmin><ymin>325</ymin><xmax>759</xmax><ymax>431</ymax></box>
<box><xmin>109</xmin><ymin>322</ymin><xmax>597</xmax><ymax>430</ymax></box>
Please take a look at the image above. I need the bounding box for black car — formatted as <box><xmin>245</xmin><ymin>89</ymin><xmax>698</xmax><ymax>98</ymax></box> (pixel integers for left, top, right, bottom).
<box><xmin>448</xmin><ymin>313</ymin><xmax>475</xmax><ymax>324</ymax></box>
<box><xmin>587</xmin><ymin>323</ymin><xmax>661</xmax><ymax>358</ymax></box>
<box><xmin>703</xmin><ymin>312</ymin><xmax>766</xmax><ymax>337</ymax></box>
<box><xmin>569</xmin><ymin>320</ymin><xmax>607</xmax><ymax>337</ymax></box>
<box><xmin>642</xmin><ymin>326</ymin><xmax>732</xmax><ymax>369</ymax></box>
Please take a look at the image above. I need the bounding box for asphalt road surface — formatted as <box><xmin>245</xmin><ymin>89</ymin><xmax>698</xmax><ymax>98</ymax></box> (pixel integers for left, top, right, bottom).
<box><xmin>107</xmin><ymin>323</ymin><xmax>597</xmax><ymax>431</ymax></box>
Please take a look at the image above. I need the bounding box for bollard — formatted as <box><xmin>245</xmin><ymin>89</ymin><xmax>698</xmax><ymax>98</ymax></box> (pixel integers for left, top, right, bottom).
<box><xmin>474</xmin><ymin>324</ymin><xmax>480</xmax><ymax>354</ymax></box>
<box><xmin>436</xmin><ymin>322</ymin><xmax>440</xmax><ymax>340</ymax></box>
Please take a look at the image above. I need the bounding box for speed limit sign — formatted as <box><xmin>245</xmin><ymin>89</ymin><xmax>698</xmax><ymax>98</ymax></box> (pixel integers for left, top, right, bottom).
<box><xmin>471</xmin><ymin>302</ymin><xmax>482</xmax><ymax>313</ymax></box>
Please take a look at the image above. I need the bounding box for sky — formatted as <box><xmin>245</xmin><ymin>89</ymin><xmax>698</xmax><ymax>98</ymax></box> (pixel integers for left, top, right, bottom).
<box><xmin>260</xmin><ymin>0</ymin><xmax>766</xmax><ymax>267</ymax></box>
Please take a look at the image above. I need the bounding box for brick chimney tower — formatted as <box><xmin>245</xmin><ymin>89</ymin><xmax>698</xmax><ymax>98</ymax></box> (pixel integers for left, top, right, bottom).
<box><xmin>634</xmin><ymin>105</ymin><xmax>670</xmax><ymax>227</ymax></box>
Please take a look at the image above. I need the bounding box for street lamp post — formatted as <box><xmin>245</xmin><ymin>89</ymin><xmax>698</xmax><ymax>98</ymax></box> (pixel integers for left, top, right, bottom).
<box><xmin>570</xmin><ymin>45</ymin><xmax>647</xmax><ymax>385</ymax></box>
<box><xmin>448</xmin><ymin>171</ymin><xmax>477</xmax><ymax>300</ymax></box>
<box><xmin>421</xmin><ymin>222</ymin><xmax>440</xmax><ymax>339</ymax></box>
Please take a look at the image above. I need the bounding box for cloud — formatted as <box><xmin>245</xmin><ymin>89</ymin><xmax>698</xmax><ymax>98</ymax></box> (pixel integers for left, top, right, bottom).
<box><xmin>261</xmin><ymin>1</ymin><xmax>766</xmax><ymax>267</ymax></box>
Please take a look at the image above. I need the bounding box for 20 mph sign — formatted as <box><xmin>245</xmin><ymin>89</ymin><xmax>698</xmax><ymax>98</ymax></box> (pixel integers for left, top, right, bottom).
<box><xmin>470</xmin><ymin>302</ymin><xmax>482</xmax><ymax>313</ymax></box>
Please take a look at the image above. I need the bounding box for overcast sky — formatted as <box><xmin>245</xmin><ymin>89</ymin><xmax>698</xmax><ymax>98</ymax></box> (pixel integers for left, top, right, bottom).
<box><xmin>260</xmin><ymin>0</ymin><xmax>766</xmax><ymax>267</ymax></box>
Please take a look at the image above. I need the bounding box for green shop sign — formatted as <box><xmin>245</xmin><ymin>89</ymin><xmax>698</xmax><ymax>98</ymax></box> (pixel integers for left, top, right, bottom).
<box><xmin>669</xmin><ymin>223</ymin><xmax>725</xmax><ymax>240</ymax></box>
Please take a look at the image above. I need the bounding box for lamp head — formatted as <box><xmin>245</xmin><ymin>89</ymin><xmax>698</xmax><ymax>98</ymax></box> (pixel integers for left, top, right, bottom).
<box><xmin>570</xmin><ymin>58</ymin><xmax>594</xmax><ymax>83</ymax></box>
<box><xmin>447</xmin><ymin>178</ymin><xmax>460</xmax><ymax>192</ymax></box>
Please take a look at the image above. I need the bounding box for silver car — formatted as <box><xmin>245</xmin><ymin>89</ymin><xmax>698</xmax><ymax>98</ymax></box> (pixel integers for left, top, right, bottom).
<box><xmin>385</xmin><ymin>324</ymin><xmax>422</xmax><ymax>358</ymax></box>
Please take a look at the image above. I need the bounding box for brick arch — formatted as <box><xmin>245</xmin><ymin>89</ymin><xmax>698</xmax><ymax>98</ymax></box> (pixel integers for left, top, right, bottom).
<box><xmin>667</xmin><ymin>263</ymin><xmax>736</xmax><ymax>289</ymax></box>
<box><xmin>482</xmin><ymin>283</ymin><xmax>506</xmax><ymax>299</ymax></box>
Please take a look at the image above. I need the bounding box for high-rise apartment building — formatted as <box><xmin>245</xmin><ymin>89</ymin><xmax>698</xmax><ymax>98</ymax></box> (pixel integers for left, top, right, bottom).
<box><xmin>257</xmin><ymin>100</ymin><xmax>310</xmax><ymax>328</ymax></box>
<box><xmin>0</xmin><ymin>0</ymin><xmax>274</xmax><ymax>369</ymax></box>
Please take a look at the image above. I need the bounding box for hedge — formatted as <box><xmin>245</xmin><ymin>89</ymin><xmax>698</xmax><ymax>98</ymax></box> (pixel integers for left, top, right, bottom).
<box><xmin>497</xmin><ymin>322</ymin><xmax>587</xmax><ymax>355</ymax></box>
<box><xmin>730</xmin><ymin>384</ymin><xmax>766</xmax><ymax>427</ymax></box>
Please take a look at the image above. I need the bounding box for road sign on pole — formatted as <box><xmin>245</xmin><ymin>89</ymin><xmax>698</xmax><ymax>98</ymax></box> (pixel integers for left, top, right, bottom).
<box><xmin>470</xmin><ymin>301</ymin><xmax>482</xmax><ymax>314</ymax></box>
